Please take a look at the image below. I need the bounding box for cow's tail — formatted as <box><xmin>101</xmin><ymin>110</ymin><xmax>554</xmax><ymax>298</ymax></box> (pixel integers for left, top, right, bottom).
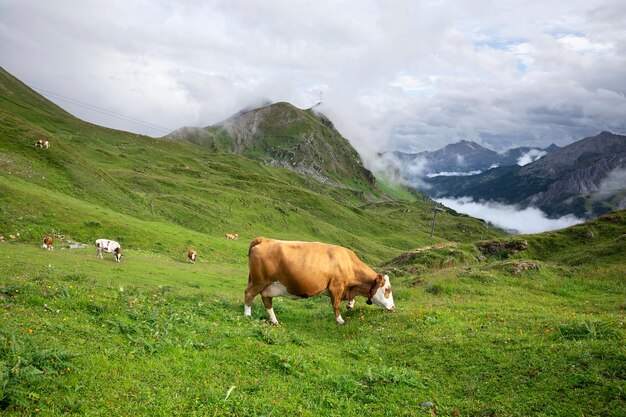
<box><xmin>248</xmin><ymin>237</ymin><xmax>264</xmax><ymax>257</ymax></box>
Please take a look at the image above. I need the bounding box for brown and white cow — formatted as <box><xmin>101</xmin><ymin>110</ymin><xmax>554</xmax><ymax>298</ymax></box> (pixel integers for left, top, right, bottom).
<box><xmin>35</xmin><ymin>140</ymin><xmax>50</xmax><ymax>149</ymax></box>
<box><xmin>96</xmin><ymin>239</ymin><xmax>122</xmax><ymax>262</ymax></box>
<box><xmin>42</xmin><ymin>235</ymin><xmax>53</xmax><ymax>250</ymax></box>
<box><xmin>188</xmin><ymin>250</ymin><xmax>197</xmax><ymax>263</ymax></box>
<box><xmin>226</xmin><ymin>233</ymin><xmax>239</xmax><ymax>240</ymax></box>
<box><xmin>244</xmin><ymin>237</ymin><xmax>395</xmax><ymax>325</ymax></box>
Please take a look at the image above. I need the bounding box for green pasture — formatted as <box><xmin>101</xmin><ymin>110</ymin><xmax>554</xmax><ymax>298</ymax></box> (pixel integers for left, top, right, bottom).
<box><xmin>1</xmin><ymin>238</ymin><xmax>624</xmax><ymax>416</ymax></box>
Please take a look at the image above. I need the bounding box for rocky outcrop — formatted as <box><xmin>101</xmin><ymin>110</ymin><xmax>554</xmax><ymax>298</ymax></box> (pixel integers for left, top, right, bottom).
<box><xmin>476</xmin><ymin>240</ymin><xmax>528</xmax><ymax>256</ymax></box>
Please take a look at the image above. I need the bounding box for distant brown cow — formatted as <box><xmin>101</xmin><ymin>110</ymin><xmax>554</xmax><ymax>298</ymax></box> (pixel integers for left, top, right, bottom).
<box><xmin>188</xmin><ymin>250</ymin><xmax>197</xmax><ymax>263</ymax></box>
<box><xmin>35</xmin><ymin>140</ymin><xmax>50</xmax><ymax>149</ymax></box>
<box><xmin>42</xmin><ymin>235</ymin><xmax>53</xmax><ymax>250</ymax></box>
<box><xmin>244</xmin><ymin>237</ymin><xmax>395</xmax><ymax>325</ymax></box>
<box><xmin>226</xmin><ymin>233</ymin><xmax>239</xmax><ymax>240</ymax></box>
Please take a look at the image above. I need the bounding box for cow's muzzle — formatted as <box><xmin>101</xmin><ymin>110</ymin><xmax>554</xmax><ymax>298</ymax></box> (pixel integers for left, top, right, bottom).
<box><xmin>386</xmin><ymin>306</ymin><xmax>396</xmax><ymax>312</ymax></box>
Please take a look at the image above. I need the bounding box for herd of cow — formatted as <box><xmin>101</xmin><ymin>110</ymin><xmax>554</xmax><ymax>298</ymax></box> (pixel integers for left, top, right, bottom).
<box><xmin>37</xmin><ymin>234</ymin><xmax>395</xmax><ymax>325</ymax></box>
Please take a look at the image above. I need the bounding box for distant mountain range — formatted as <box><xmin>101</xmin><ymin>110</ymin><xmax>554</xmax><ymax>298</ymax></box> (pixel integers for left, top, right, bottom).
<box><xmin>419</xmin><ymin>132</ymin><xmax>626</xmax><ymax>218</ymax></box>
<box><xmin>392</xmin><ymin>140</ymin><xmax>561</xmax><ymax>178</ymax></box>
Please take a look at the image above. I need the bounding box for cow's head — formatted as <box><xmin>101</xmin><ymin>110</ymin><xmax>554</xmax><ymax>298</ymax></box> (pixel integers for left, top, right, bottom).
<box><xmin>367</xmin><ymin>274</ymin><xmax>395</xmax><ymax>311</ymax></box>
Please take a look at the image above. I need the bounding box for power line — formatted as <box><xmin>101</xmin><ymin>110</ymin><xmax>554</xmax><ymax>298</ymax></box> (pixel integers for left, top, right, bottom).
<box><xmin>32</xmin><ymin>87</ymin><xmax>174</xmax><ymax>135</ymax></box>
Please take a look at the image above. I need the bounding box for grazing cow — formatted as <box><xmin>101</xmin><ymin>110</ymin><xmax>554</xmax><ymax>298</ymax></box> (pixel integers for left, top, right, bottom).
<box><xmin>35</xmin><ymin>140</ymin><xmax>50</xmax><ymax>149</ymax></box>
<box><xmin>96</xmin><ymin>239</ymin><xmax>123</xmax><ymax>262</ymax></box>
<box><xmin>188</xmin><ymin>250</ymin><xmax>197</xmax><ymax>263</ymax></box>
<box><xmin>244</xmin><ymin>237</ymin><xmax>395</xmax><ymax>325</ymax></box>
<box><xmin>226</xmin><ymin>233</ymin><xmax>239</xmax><ymax>240</ymax></box>
<box><xmin>42</xmin><ymin>235</ymin><xmax>53</xmax><ymax>250</ymax></box>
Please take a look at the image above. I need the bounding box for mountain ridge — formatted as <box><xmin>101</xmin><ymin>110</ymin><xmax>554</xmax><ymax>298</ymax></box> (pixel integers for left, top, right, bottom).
<box><xmin>392</xmin><ymin>140</ymin><xmax>559</xmax><ymax>177</ymax></box>
<box><xmin>165</xmin><ymin>101</ymin><xmax>377</xmax><ymax>193</ymax></box>
<box><xmin>425</xmin><ymin>131</ymin><xmax>626</xmax><ymax>218</ymax></box>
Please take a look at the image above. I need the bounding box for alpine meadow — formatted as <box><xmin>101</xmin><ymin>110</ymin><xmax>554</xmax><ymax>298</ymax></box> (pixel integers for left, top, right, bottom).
<box><xmin>0</xmin><ymin>65</ymin><xmax>625</xmax><ymax>417</ymax></box>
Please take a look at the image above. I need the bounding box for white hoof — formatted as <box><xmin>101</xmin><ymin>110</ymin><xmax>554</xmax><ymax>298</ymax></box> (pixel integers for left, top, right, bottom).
<box><xmin>336</xmin><ymin>315</ymin><xmax>345</xmax><ymax>325</ymax></box>
<box><xmin>267</xmin><ymin>307</ymin><xmax>279</xmax><ymax>325</ymax></box>
<box><xmin>244</xmin><ymin>305</ymin><xmax>252</xmax><ymax>317</ymax></box>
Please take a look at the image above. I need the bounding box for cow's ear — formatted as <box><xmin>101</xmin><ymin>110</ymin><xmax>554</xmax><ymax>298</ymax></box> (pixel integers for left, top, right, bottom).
<box><xmin>368</xmin><ymin>274</ymin><xmax>385</xmax><ymax>300</ymax></box>
<box><xmin>376</xmin><ymin>273</ymin><xmax>385</xmax><ymax>286</ymax></box>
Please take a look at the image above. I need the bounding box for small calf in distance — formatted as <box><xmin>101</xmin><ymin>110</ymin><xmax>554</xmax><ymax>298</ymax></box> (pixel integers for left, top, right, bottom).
<box><xmin>42</xmin><ymin>235</ymin><xmax>53</xmax><ymax>250</ymax></box>
<box><xmin>35</xmin><ymin>140</ymin><xmax>50</xmax><ymax>149</ymax></box>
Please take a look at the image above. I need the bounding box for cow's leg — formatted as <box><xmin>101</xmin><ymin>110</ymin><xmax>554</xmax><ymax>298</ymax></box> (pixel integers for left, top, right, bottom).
<box><xmin>346</xmin><ymin>299</ymin><xmax>356</xmax><ymax>310</ymax></box>
<box><xmin>243</xmin><ymin>281</ymin><xmax>266</xmax><ymax>317</ymax></box>
<box><xmin>262</xmin><ymin>295</ymin><xmax>279</xmax><ymax>325</ymax></box>
<box><xmin>328</xmin><ymin>290</ymin><xmax>345</xmax><ymax>325</ymax></box>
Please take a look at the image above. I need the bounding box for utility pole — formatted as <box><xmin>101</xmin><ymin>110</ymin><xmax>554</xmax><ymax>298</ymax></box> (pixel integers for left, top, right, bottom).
<box><xmin>430</xmin><ymin>206</ymin><xmax>445</xmax><ymax>238</ymax></box>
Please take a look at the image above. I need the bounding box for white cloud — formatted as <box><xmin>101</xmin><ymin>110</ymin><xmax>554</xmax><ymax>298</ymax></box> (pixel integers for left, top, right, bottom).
<box><xmin>436</xmin><ymin>197</ymin><xmax>584</xmax><ymax>234</ymax></box>
<box><xmin>598</xmin><ymin>167</ymin><xmax>626</xmax><ymax>194</ymax></box>
<box><xmin>0</xmin><ymin>0</ymin><xmax>625</xmax><ymax>157</ymax></box>
<box><xmin>517</xmin><ymin>149</ymin><xmax>547</xmax><ymax>166</ymax></box>
<box><xmin>427</xmin><ymin>170</ymin><xmax>482</xmax><ymax>178</ymax></box>
<box><xmin>557</xmin><ymin>35</ymin><xmax>614</xmax><ymax>55</ymax></box>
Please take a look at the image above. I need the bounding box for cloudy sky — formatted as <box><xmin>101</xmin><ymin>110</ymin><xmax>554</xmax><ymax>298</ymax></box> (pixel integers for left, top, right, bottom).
<box><xmin>1</xmin><ymin>0</ymin><xmax>625</xmax><ymax>159</ymax></box>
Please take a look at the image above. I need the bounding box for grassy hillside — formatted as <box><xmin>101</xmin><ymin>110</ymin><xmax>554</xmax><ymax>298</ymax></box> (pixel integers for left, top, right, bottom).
<box><xmin>0</xmin><ymin>214</ymin><xmax>623</xmax><ymax>416</ymax></box>
<box><xmin>1</xmin><ymin>67</ymin><xmax>624</xmax><ymax>416</ymax></box>
<box><xmin>0</xmin><ymin>66</ymin><xmax>502</xmax><ymax>265</ymax></box>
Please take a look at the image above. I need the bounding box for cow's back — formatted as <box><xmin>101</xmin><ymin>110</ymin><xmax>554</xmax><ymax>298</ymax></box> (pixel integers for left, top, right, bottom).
<box><xmin>248</xmin><ymin>238</ymin><xmax>359</xmax><ymax>297</ymax></box>
<box><xmin>96</xmin><ymin>239</ymin><xmax>120</xmax><ymax>252</ymax></box>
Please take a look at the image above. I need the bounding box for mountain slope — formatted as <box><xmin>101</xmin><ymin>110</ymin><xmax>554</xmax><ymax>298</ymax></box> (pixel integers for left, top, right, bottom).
<box><xmin>166</xmin><ymin>102</ymin><xmax>377</xmax><ymax>193</ymax></box>
<box><xmin>0</xmin><ymin>66</ymin><xmax>505</xmax><ymax>264</ymax></box>
<box><xmin>426</xmin><ymin>132</ymin><xmax>626</xmax><ymax>217</ymax></box>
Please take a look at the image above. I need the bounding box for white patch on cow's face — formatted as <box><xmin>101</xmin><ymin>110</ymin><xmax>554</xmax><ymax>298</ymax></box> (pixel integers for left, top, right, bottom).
<box><xmin>370</xmin><ymin>275</ymin><xmax>395</xmax><ymax>311</ymax></box>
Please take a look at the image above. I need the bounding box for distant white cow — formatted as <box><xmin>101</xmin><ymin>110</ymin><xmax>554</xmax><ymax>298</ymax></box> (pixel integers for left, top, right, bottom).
<box><xmin>96</xmin><ymin>239</ymin><xmax>123</xmax><ymax>262</ymax></box>
<box><xmin>35</xmin><ymin>140</ymin><xmax>50</xmax><ymax>149</ymax></box>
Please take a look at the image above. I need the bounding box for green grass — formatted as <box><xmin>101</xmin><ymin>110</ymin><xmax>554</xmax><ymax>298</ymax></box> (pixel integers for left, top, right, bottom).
<box><xmin>0</xmin><ymin>240</ymin><xmax>624</xmax><ymax>416</ymax></box>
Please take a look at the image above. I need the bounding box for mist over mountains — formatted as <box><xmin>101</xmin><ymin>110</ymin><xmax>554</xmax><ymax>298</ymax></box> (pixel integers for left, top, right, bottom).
<box><xmin>390</xmin><ymin>140</ymin><xmax>560</xmax><ymax>178</ymax></box>
<box><xmin>384</xmin><ymin>132</ymin><xmax>626</xmax><ymax>229</ymax></box>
